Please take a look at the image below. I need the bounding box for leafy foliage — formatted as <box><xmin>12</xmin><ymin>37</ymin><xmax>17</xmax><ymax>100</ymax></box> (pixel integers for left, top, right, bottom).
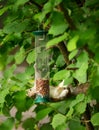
<box><xmin>0</xmin><ymin>0</ymin><xmax>99</xmax><ymax>129</ymax></box>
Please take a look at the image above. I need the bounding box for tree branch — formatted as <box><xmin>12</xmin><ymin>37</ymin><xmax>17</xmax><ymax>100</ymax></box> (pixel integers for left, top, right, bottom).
<box><xmin>57</xmin><ymin>42</ymin><xmax>70</xmax><ymax>65</ymax></box>
<box><xmin>29</xmin><ymin>0</ymin><xmax>43</xmax><ymax>10</ymax></box>
<box><xmin>59</xmin><ymin>3</ymin><xmax>77</xmax><ymax>30</ymax></box>
<box><xmin>58</xmin><ymin>3</ymin><xmax>94</xmax><ymax>130</ymax></box>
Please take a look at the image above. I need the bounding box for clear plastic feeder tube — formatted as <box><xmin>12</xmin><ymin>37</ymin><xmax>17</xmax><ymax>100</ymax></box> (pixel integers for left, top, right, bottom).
<box><xmin>33</xmin><ymin>30</ymin><xmax>50</xmax><ymax>103</ymax></box>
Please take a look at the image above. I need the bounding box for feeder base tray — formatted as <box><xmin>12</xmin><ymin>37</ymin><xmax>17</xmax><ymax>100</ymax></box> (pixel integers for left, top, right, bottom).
<box><xmin>34</xmin><ymin>95</ymin><xmax>49</xmax><ymax>103</ymax></box>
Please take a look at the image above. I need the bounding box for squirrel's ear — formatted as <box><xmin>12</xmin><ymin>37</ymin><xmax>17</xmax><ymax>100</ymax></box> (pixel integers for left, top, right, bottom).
<box><xmin>59</xmin><ymin>80</ymin><xmax>64</xmax><ymax>87</ymax></box>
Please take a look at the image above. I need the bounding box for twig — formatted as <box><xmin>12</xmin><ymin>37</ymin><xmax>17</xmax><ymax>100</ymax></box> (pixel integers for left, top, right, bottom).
<box><xmin>83</xmin><ymin>105</ymin><xmax>94</xmax><ymax>130</ymax></box>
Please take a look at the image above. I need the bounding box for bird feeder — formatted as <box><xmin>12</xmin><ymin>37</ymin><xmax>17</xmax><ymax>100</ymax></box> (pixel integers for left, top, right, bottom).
<box><xmin>33</xmin><ymin>30</ymin><xmax>50</xmax><ymax>103</ymax></box>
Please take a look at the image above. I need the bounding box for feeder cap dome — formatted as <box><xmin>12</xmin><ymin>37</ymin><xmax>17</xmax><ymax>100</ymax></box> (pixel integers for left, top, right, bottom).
<box><xmin>33</xmin><ymin>30</ymin><xmax>48</xmax><ymax>35</ymax></box>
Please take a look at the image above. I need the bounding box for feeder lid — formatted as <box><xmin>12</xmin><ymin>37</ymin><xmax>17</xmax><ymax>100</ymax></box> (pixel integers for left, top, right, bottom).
<box><xmin>34</xmin><ymin>95</ymin><xmax>49</xmax><ymax>103</ymax></box>
<box><xmin>33</xmin><ymin>30</ymin><xmax>48</xmax><ymax>35</ymax></box>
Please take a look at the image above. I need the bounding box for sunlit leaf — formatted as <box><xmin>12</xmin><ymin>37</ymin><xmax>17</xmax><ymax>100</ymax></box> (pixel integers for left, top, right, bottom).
<box><xmin>70</xmin><ymin>94</ymin><xmax>85</xmax><ymax>107</ymax></box>
<box><xmin>66</xmin><ymin>107</ymin><xmax>74</xmax><ymax>119</ymax></box>
<box><xmin>46</xmin><ymin>33</ymin><xmax>68</xmax><ymax>48</ymax></box>
<box><xmin>0</xmin><ymin>88</ymin><xmax>9</xmax><ymax>104</ymax></box>
<box><xmin>56</xmin><ymin>55</ymin><xmax>65</xmax><ymax>67</ymax></box>
<box><xmin>15</xmin><ymin>47</ymin><xmax>25</xmax><ymax>64</ymax></box>
<box><xmin>91</xmin><ymin>113</ymin><xmax>99</xmax><ymax>126</ymax></box>
<box><xmin>67</xmin><ymin>35</ymin><xmax>79</xmax><ymax>51</ymax></box>
<box><xmin>74</xmin><ymin>101</ymin><xmax>86</xmax><ymax>114</ymax></box>
<box><xmin>26</xmin><ymin>50</ymin><xmax>35</xmax><ymax>64</ymax></box>
<box><xmin>53</xmin><ymin>69</ymin><xmax>70</xmax><ymax>80</ymax></box>
<box><xmin>69</xmin><ymin>49</ymin><xmax>78</xmax><ymax>60</ymax></box>
<box><xmin>64</xmin><ymin>77</ymin><xmax>73</xmax><ymax>85</ymax></box>
<box><xmin>51</xmin><ymin>114</ymin><xmax>66</xmax><ymax>129</ymax></box>
<box><xmin>56</xmin><ymin>123</ymin><xmax>68</xmax><ymax>130</ymax></box>
<box><xmin>73</xmin><ymin>51</ymin><xmax>89</xmax><ymax>83</ymax></box>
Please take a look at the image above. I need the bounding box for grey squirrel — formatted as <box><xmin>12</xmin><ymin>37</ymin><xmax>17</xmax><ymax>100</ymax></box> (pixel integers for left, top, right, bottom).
<box><xmin>27</xmin><ymin>80</ymin><xmax>89</xmax><ymax>101</ymax></box>
<box><xmin>27</xmin><ymin>80</ymin><xmax>70</xmax><ymax>101</ymax></box>
<box><xmin>27</xmin><ymin>63</ymin><xmax>89</xmax><ymax>101</ymax></box>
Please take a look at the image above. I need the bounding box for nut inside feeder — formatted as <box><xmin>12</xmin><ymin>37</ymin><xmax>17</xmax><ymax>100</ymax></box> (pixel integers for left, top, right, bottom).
<box><xmin>33</xmin><ymin>30</ymin><xmax>50</xmax><ymax>103</ymax></box>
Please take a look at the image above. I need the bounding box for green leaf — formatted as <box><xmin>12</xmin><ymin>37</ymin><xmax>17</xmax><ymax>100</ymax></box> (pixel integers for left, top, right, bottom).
<box><xmin>4</xmin><ymin>64</ymin><xmax>16</xmax><ymax>79</ymax></box>
<box><xmin>51</xmin><ymin>114</ymin><xmax>66</xmax><ymax>129</ymax></box>
<box><xmin>49</xmin><ymin>11</ymin><xmax>67</xmax><ymax>36</ymax></box>
<box><xmin>3</xmin><ymin>19</ymin><xmax>29</xmax><ymax>34</ymax></box>
<box><xmin>77</xmin><ymin>51</ymin><xmax>89</xmax><ymax>65</ymax></box>
<box><xmin>0</xmin><ymin>88</ymin><xmax>9</xmax><ymax>104</ymax></box>
<box><xmin>73</xmin><ymin>51</ymin><xmax>89</xmax><ymax>83</ymax></box>
<box><xmin>53</xmin><ymin>69</ymin><xmax>70</xmax><ymax>80</ymax></box>
<box><xmin>22</xmin><ymin>118</ymin><xmax>35</xmax><ymax>130</ymax></box>
<box><xmin>64</xmin><ymin>77</ymin><xmax>73</xmax><ymax>85</ymax></box>
<box><xmin>16</xmin><ymin>72</ymin><xmax>30</xmax><ymax>81</ymax></box>
<box><xmin>67</xmin><ymin>35</ymin><xmax>79</xmax><ymax>52</ymax></box>
<box><xmin>25</xmin><ymin>65</ymin><xmax>35</xmax><ymax>76</ymax></box>
<box><xmin>46</xmin><ymin>33</ymin><xmax>68</xmax><ymax>48</ymax></box>
<box><xmin>56</xmin><ymin>123</ymin><xmax>68</xmax><ymax>130</ymax></box>
<box><xmin>54</xmin><ymin>0</ymin><xmax>62</xmax><ymax>6</ymax></box>
<box><xmin>70</xmin><ymin>94</ymin><xmax>85</xmax><ymax>107</ymax></box>
<box><xmin>69</xmin><ymin>119</ymin><xmax>85</xmax><ymax>130</ymax></box>
<box><xmin>15</xmin><ymin>47</ymin><xmax>25</xmax><ymax>64</ymax></box>
<box><xmin>26</xmin><ymin>50</ymin><xmax>35</xmax><ymax>64</ymax></box>
<box><xmin>14</xmin><ymin>91</ymin><xmax>26</xmax><ymax>111</ymax></box>
<box><xmin>69</xmin><ymin>49</ymin><xmax>78</xmax><ymax>60</ymax></box>
<box><xmin>9</xmin><ymin>85</ymin><xmax>21</xmax><ymax>92</ymax></box>
<box><xmin>34</xmin><ymin>1</ymin><xmax>53</xmax><ymax>22</ymax></box>
<box><xmin>50</xmin><ymin>101</ymin><xmax>66</xmax><ymax>110</ymax></box>
<box><xmin>0</xmin><ymin>54</ymin><xmax>7</xmax><ymax>70</ymax></box>
<box><xmin>36</xmin><ymin>108</ymin><xmax>52</xmax><ymax>121</ymax></box>
<box><xmin>73</xmin><ymin>62</ymin><xmax>88</xmax><ymax>83</ymax></box>
<box><xmin>91</xmin><ymin>66</ymin><xmax>99</xmax><ymax>87</ymax></box>
<box><xmin>15</xmin><ymin>111</ymin><xmax>22</xmax><ymax>121</ymax></box>
<box><xmin>66</xmin><ymin>107</ymin><xmax>74</xmax><ymax>119</ymax></box>
<box><xmin>94</xmin><ymin>48</ymin><xmax>99</xmax><ymax>64</ymax></box>
<box><xmin>0</xmin><ymin>7</ymin><xmax>9</xmax><ymax>16</ymax></box>
<box><xmin>90</xmin><ymin>86</ymin><xmax>99</xmax><ymax>102</ymax></box>
<box><xmin>43</xmin><ymin>1</ymin><xmax>53</xmax><ymax>13</ymax></box>
<box><xmin>91</xmin><ymin>113</ymin><xmax>99</xmax><ymax>126</ymax></box>
<box><xmin>16</xmin><ymin>0</ymin><xmax>29</xmax><ymax>6</ymax></box>
<box><xmin>74</xmin><ymin>101</ymin><xmax>86</xmax><ymax>114</ymax></box>
<box><xmin>40</xmin><ymin>123</ymin><xmax>53</xmax><ymax>130</ymax></box>
<box><xmin>0</xmin><ymin>118</ymin><xmax>14</xmax><ymax>130</ymax></box>
<box><xmin>50</xmin><ymin>100</ymin><xmax>70</xmax><ymax>115</ymax></box>
<box><xmin>56</xmin><ymin>55</ymin><xmax>65</xmax><ymax>67</ymax></box>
